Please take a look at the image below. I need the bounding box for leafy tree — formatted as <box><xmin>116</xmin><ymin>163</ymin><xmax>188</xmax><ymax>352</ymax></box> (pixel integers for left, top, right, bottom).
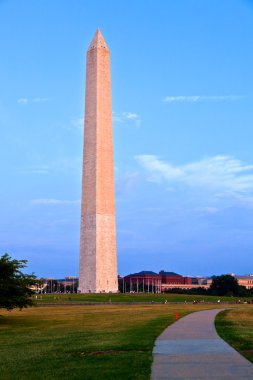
<box><xmin>0</xmin><ymin>253</ymin><xmax>36</xmax><ymax>310</ymax></box>
<box><xmin>209</xmin><ymin>274</ymin><xmax>240</xmax><ymax>296</ymax></box>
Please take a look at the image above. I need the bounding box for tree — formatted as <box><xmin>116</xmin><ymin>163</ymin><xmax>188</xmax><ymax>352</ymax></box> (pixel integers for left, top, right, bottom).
<box><xmin>209</xmin><ymin>274</ymin><xmax>240</xmax><ymax>296</ymax></box>
<box><xmin>0</xmin><ymin>253</ymin><xmax>36</xmax><ymax>310</ymax></box>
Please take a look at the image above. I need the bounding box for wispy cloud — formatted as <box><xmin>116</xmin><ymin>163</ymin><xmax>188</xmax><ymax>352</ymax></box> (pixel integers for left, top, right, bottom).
<box><xmin>122</xmin><ymin>112</ymin><xmax>139</xmax><ymax>120</ymax></box>
<box><xmin>17</xmin><ymin>97</ymin><xmax>49</xmax><ymax>105</ymax></box>
<box><xmin>68</xmin><ymin>117</ymin><xmax>84</xmax><ymax>131</ymax></box>
<box><xmin>42</xmin><ymin>218</ymin><xmax>73</xmax><ymax>227</ymax></box>
<box><xmin>135</xmin><ymin>154</ymin><xmax>253</xmax><ymax>205</ymax></box>
<box><xmin>53</xmin><ymin>156</ymin><xmax>82</xmax><ymax>172</ymax></box>
<box><xmin>31</xmin><ymin>198</ymin><xmax>80</xmax><ymax>205</ymax></box>
<box><xmin>21</xmin><ymin>165</ymin><xmax>50</xmax><ymax>174</ymax></box>
<box><xmin>32</xmin><ymin>97</ymin><xmax>49</xmax><ymax>103</ymax></box>
<box><xmin>63</xmin><ymin>117</ymin><xmax>83</xmax><ymax>132</ymax></box>
<box><xmin>21</xmin><ymin>156</ymin><xmax>82</xmax><ymax>175</ymax></box>
<box><xmin>113</xmin><ymin>111</ymin><xmax>141</xmax><ymax>127</ymax></box>
<box><xmin>17</xmin><ymin>98</ymin><xmax>29</xmax><ymax>104</ymax></box>
<box><xmin>196</xmin><ymin>207</ymin><xmax>220</xmax><ymax>215</ymax></box>
<box><xmin>163</xmin><ymin>95</ymin><xmax>244</xmax><ymax>103</ymax></box>
<box><xmin>68</xmin><ymin>112</ymin><xmax>141</xmax><ymax>129</ymax></box>
<box><xmin>116</xmin><ymin>170</ymin><xmax>139</xmax><ymax>196</ymax></box>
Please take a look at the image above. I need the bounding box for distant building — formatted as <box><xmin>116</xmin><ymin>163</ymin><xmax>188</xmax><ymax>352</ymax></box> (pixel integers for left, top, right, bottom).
<box><xmin>232</xmin><ymin>274</ymin><xmax>253</xmax><ymax>289</ymax></box>
<box><xmin>191</xmin><ymin>277</ymin><xmax>208</xmax><ymax>285</ymax></box>
<box><xmin>159</xmin><ymin>271</ymin><xmax>209</xmax><ymax>291</ymax></box>
<box><xmin>159</xmin><ymin>271</ymin><xmax>185</xmax><ymax>285</ymax></box>
<box><xmin>123</xmin><ymin>271</ymin><xmax>162</xmax><ymax>293</ymax></box>
<box><xmin>122</xmin><ymin>270</ymin><xmax>209</xmax><ymax>293</ymax></box>
<box><xmin>40</xmin><ymin>272</ymin><xmax>253</xmax><ymax>294</ymax></box>
<box><xmin>42</xmin><ymin>276</ymin><xmax>78</xmax><ymax>293</ymax></box>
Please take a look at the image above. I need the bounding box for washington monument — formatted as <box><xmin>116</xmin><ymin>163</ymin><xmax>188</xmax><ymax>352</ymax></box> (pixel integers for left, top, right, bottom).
<box><xmin>79</xmin><ymin>29</ymin><xmax>118</xmax><ymax>293</ymax></box>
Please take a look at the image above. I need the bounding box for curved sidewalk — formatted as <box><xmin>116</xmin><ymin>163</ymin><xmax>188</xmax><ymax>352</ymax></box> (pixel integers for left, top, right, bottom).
<box><xmin>151</xmin><ymin>309</ymin><xmax>253</xmax><ymax>380</ymax></box>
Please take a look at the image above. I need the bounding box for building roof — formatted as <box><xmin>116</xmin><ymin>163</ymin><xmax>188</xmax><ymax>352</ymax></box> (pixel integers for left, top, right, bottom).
<box><xmin>235</xmin><ymin>275</ymin><xmax>253</xmax><ymax>280</ymax></box>
<box><xmin>125</xmin><ymin>271</ymin><xmax>159</xmax><ymax>277</ymax></box>
<box><xmin>159</xmin><ymin>271</ymin><xmax>182</xmax><ymax>276</ymax></box>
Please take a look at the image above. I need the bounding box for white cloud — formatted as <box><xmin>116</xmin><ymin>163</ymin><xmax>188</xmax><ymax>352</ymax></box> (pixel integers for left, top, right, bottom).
<box><xmin>135</xmin><ymin>154</ymin><xmax>253</xmax><ymax>205</ymax></box>
<box><xmin>112</xmin><ymin>114</ymin><xmax>123</xmax><ymax>123</ymax></box>
<box><xmin>135</xmin><ymin>155</ymin><xmax>182</xmax><ymax>183</ymax></box>
<box><xmin>21</xmin><ymin>157</ymin><xmax>82</xmax><ymax>175</ymax></box>
<box><xmin>21</xmin><ymin>165</ymin><xmax>50</xmax><ymax>174</ymax></box>
<box><xmin>69</xmin><ymin>117</ymin><xmax>84</xmax><ymax>131</ymax></box>
<box><xmin>32</xmin><ymin>97</ymin><xmax>49</xmax><ymax>103</ymax></box>
<box><xmin>122</xmin><ymin>112</ymin><xmax>139</xmax><ymax>120</ymax></box>
<box><xmin>113</xmin><ymin>111</ymin><xmax>141</xmax><ymax>127</ymax></box>
<box><xmin>17</xmin><ymin>97</ymin><xmax>49</xmax><ymax>105</ymax></box>
<box><xmin>17</xmin><ymin>98</ymin><xmax>28</xmax><ymax>104</ymax></box>
<box><xmin>68</xmin><ymin>112</ymin><xmax>141</xmax><ymax>130</ymax></box>
<box><xmin>53</xmin><ymin>156</ymin><xmax>82</xmax><ymax>172</ymax></box>
<box><xmin>116</xmin><ymin>170</ymin><xmax>139</xmax><ymax>195</ymax></box>
<box><xmin>31</xmin><ymin>199</ymin><xmax>80</xmax><ymax>205</ymax></box>
<box><xmin>163</xmin><ymin>95</ymin><xmax>244</xmax><ymax>103</ymax></box>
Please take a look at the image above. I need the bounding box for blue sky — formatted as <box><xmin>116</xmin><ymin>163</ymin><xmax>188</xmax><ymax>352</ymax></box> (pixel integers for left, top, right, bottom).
<box><xmin>0</xmin><ymin>0</ymin><xmax>253</xmax><ymax>278</ymax></box>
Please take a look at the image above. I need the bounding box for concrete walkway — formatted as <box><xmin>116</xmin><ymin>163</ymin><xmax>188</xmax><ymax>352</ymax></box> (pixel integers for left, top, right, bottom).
<box><xmin>151</xmin><ymin>309</ymin><xmax>253</xmax><ymax>380</ymax></box>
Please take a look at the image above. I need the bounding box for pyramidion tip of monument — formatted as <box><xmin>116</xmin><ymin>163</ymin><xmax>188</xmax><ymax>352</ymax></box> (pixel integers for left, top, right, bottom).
<box><xmin>87</xmin><ymin>28</ymin><xmax>109</xmax><ymax>51</ymax></box>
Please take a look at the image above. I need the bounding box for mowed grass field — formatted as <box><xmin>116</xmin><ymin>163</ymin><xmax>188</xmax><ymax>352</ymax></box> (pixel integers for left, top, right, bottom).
<box><xmin>216</xmin><ymin>308</ymin><xmax>253</xmax><ymax>363</ymax></box>
<box><xmin>0</xmin><ymin>304</ymin><xmax>220</xmax><ymax>380</ymax></box>
<box><xmin>32</xmin><ymin>292</ymin><xmax>253</xmax><ymax>304</ymax></box>
<box><xmin>1</xmin><ymin>303</ymin><xmax>252</xmax><ymax>380</ymax></box>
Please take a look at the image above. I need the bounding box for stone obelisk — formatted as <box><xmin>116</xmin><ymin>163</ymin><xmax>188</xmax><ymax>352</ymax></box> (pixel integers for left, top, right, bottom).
<box><xmin>79</xmin><ymin>29</ymin><xmax>118</xmax><ymax>293</ymax></box>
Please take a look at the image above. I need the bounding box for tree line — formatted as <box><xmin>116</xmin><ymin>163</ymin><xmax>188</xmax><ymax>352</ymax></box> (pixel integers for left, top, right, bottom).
<box><xmin>167</xmin><ymin>275</ymin><xmax>253</xmax><ymax>297</ymax></box>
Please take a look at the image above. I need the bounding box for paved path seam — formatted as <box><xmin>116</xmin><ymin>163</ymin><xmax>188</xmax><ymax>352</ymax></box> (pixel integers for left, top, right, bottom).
<box><xmin>151</xmin><ymin>309</ymin><xmax>253</xmax><ymax>380</ymax></box>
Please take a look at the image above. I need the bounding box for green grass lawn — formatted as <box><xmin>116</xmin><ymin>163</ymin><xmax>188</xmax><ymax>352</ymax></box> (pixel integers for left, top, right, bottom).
<box><xmin>216</xmin><ymin>308</ymin><xmax>253</xmax><ymax>363</ymax></box>
<box><xmin>1</xmin><ymin>304</ymin><xmax>252</xmax><ymax>380</ymax></box>
<box><xmin>32</xmin><ymin>292</ymin><xmax>252</xmax><ymax>304</ymax></box>
<box><xmin>0</xmin><ymin>303</ymin><xmax>224</xmax><ymax>380</ymax></box>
